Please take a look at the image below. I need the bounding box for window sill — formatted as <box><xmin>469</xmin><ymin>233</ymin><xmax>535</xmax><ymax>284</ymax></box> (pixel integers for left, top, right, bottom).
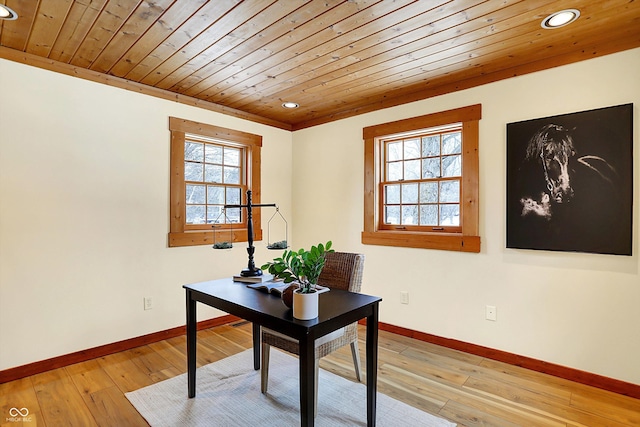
<box><xmin>361</xmin><ymin>230</ymin><xmax>480</xmax><ymax>253</ymax></box>
<box><xmin>169</xmin><ymin>229</ymin><xmax>261</xmax><ymax>248</ymax></box>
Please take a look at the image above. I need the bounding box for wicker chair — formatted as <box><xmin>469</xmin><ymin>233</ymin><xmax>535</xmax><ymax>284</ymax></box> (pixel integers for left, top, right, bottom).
<box><xmin>260</xmin><ymin>252</ymin><xmax>365</xmax><ymax>414</ymax></box>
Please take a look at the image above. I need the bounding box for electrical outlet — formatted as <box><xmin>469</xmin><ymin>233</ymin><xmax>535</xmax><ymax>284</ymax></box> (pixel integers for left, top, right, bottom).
<box><xmin>144</xmin><ymin>297</ymin><xmax>153</xmax><ymax>310</ymax></box>
<box><xmin>400</xmin><ymin>291</ymin><xmax>409</xmax><ymax>305</ymax></box>
<box><xmin>485</xmin><ymin>305</ymin><xmax>497</xmax><ymax>321</ymax></box>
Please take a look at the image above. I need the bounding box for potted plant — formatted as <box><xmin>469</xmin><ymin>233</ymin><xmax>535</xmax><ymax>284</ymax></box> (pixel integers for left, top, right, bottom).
<box><xmin>261</xmin><ymin>241</ymin><xmax>333</xmax><ymax>319</ymax></box>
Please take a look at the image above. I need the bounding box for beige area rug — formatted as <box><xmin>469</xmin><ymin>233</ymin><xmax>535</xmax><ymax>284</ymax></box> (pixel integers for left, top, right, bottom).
<box><xmin>126</xmin><ymin>349</ymin><xmax>456</xmax><ymax>426</ymax></box>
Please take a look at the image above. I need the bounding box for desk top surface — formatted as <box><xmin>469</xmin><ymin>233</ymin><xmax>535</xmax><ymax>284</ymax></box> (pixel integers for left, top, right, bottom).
<box><xmin>184</xmin><ymin>277</ymin><xmax>381</xmax><ymax>335</ymax></box>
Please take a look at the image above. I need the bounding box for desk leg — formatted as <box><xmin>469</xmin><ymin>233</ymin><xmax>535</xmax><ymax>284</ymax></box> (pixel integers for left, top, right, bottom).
<box><xmin>366</xmin><ymin>303</ymin><xmax>379</xmax><ymax>426</ymax></box>
<box><xmin>186</xmin><ymin>290</ymin><xmax>197</xmax><ymax>398</ymax></box>
<box><xmin>299</xmin><ymin>334</ymin><xmax>315</xmax><ymax>427</ymax></box>
<box><xmin>252</xmin><ymin>322</ymin><xmax>260</xmax><ymax>370</ymax></box>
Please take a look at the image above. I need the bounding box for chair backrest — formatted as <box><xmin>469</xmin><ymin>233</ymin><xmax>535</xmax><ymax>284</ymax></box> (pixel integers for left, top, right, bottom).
<box><xmin>317</xmin><ymin>252</ymin><xmax>365</xmax><ymax>293</ymax></box>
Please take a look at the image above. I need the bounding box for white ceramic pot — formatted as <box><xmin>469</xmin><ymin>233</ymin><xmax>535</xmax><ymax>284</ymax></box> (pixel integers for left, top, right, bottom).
<box><xmin>293</xmin><ymin>289</ymin><xmax>319</xmax><ymax>320</ymax></box>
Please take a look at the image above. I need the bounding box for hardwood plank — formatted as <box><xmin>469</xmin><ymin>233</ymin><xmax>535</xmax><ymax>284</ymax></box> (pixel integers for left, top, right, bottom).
<box><xmin>376</xmin><ymin>330</ymin><xmax>411</xmax><ymax>354</ymax></box>
<box><xmin>48</xmin><ymin>0</ymin><xmax>109</xmax><ymax>63</ymax></box>
<box><xmin>212</xmin><ymin>322</ymin><xmax>254</xmax><ymax>348</ymax></box>
<box><xmin>179</xmin><ymin>0</ymin><xmax>344</xmax><ymax>97</ymax></box>
<box><xmin>384</xmin><ymin>363</ymin><xmax>567</xmax><ymax>426</ymax></box>
<box><xmin>109</xmin><ymin>0</ymin><xmax>209</xmax><ymax>77</ymax></box>
<box><xmin>380</xmin><ymin>347</ymin><xmax>471</xmax><ymax>387</ymax></box>
<box><xmin>25</xmin><ymin>0</ymin><xmax>73</xmax><ymax>57</ymax></box>
<box><xmin>84</xmin><ymin>386</ymin><xmax>148</xmax><ymax>427</ymax></box>
<box><xmin>96</xmin><ymin>351</ymin><xmax>156</xmax><ymax>394</ymax></box>
<box><xmin>570</xmin><ymin>387</ymin><xmax>640</xmax><ymax>426</ymax></box>
<box><xmin>439</xmin><ymin>399</ymin><xmax>523</xmax><ymax>427</ymax></box>
<box><xmin>32</xmin><ymin>368</ymin><xmax>98</xmax><ymax>426</ymax></box>
<box><xmin>90</xmin><ymin>0</ymin><xmax>174</xmax><ymax>74</ymax></box>
<box><xmin>398</xmin><ymin>336</ymin><xmax>485</xmax><ymax>367</ymax></box>
<box><xmin>156</xmin><ymin>0</ymin><xmax>308</xmax><ymax>91</ymax></box>
<box><xmin>0</xmin><ymin>0</ymin><xmax>39</xmax><ymax>51</ymax></box>
<box><xmin>66</xmin><ymin>359</ymin><xmax>116</xmax><ymax>397</ymax></box>
<box><xmin>140</xmin><ymin>0</ymin><xmax>276</xmax><ymax>86</ymax></box>
<box><xmin>71</xmin><ymin>0</ymin><xmax>142</xmax><ymax>68</ymax></box>
<box><xmin>0</xmin><ymin>377</ymin><xmax>44</xmax><ymax>427</ymax></box>
<box><xmin>146</xmin><ymin>336</ymin><xmax>188</xmax><ymax>374</ymax></box>
<box><xmin>464</xmin><ymin>376</ymin><xmax>630</xmax><ymax>427</ymax></box>
<box><xmin>200</xmin><ymin>0</ymin><xmax>393</xmax><ymax>105</ymax></box>
<box><xmin>197</xmin><ymin>328</ymin><xmax>248</xmax><ymax>358</ymax></box>
<box><xmin>226</xmin><ymin>0</ymin><xmax>483</xmax><ymax>109</ymax></box>
<box><xmin>123</xmin><ymin>0</ymin><xmax>245</xmax><ymax>81</ymax></box>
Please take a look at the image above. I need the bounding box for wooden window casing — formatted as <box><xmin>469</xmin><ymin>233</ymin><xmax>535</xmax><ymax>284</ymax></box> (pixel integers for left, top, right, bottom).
<box><xmin>362</xmin><ymin>105</ymin><xmax>481</xmax><ymax>253</ymax></box>
<box><xmin>169</xmin><ymin>117</ymin><xmax>262</xmax><ymax>248</ymax></box>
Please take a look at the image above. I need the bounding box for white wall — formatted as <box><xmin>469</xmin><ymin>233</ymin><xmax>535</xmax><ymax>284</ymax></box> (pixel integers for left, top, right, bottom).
<box><xmin>0</xmin><ymin>59</ymin><xmax>293</xmax><ymax>370</ymax></box>
<box><xmin>292</xmin><ymin>48</ymin><xmax>640</xmax><ymax>385</ymax></box>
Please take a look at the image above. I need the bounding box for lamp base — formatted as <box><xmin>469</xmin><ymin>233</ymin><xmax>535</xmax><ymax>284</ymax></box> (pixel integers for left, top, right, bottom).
<box><xmin>240</xmin><ymin>267</ymin><xmax>263</xmax><ymax>277</ymax></box>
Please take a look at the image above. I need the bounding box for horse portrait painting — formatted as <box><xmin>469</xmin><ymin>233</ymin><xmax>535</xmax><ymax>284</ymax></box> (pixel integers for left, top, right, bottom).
<box><xmin>506</xmin><ymin>104</ymin><xmax>633</xmax><ymax>255</ymax></box>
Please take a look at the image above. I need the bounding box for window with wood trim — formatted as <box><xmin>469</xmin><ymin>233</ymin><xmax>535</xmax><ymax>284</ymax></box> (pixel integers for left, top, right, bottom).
<box><xmin>362</xmin><ymin>105</ymin><xmax>481</xmax><ymax>252</ymax></box>
<box><xmin>169</xmin><ymin>117</ymin><xmax>262</xmax><ymax>248</ymax></box>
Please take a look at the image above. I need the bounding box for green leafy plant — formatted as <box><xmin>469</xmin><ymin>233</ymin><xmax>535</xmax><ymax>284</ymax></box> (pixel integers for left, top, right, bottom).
<box><xmin>261</xmin><ymin>241</ymin><xmax>334</xmax><ymax>293</ymax></box>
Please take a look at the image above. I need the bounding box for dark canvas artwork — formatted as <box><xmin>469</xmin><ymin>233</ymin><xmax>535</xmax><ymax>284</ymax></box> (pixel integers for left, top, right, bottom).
<box><xmin>506</xmin><ymin>104</ymin><xmax>633</xmax><ymax>255</ymax></box>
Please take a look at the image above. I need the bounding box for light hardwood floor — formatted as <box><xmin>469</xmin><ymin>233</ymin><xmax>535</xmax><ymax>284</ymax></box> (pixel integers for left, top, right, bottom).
<box><xmin>1</xmin><ymin>321</ymin><xmax>638</xmax><ymax>426</ymax></box>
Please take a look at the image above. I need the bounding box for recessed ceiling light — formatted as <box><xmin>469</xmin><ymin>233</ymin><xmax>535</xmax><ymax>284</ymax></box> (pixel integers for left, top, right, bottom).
<box><xmin>0</xmin><ymin>5</ymin><xmax>18</xmax><ymax>20</ymax></box>
<box><xmin>282</xmin><ymin>102</ymin><xmax>299</xmax><ymax>109</ymax></box>
<box><xmin>541</xmin><ymin>9</ymin><xmax>580</xmax><ymax>29</ymax></box>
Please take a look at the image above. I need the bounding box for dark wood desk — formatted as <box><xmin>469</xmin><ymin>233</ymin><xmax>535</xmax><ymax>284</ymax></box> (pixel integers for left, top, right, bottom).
<box><xmin>184</xmin><ymin>278</ymin><xmax>381</xmax><ymax>427</ymax></box>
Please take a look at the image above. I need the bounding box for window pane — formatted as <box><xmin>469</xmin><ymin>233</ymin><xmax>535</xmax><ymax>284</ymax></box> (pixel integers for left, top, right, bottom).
<box><xmin>227</xmin><ymin>187</ymin><xmax>241</xmax><ymax>205</ymax></box>
<box><xmin>442</xmin><ymin>132</ymin><xmax>461</xmax><ymax>154</ymax></box>
<box><xmin>388</xmin><ymin>162</ymin><xmax>402</xmax><ymax>181</ymax></box>
<box><xmin>401</xmin><ymin>205</ymin><xmax>418</xmax><ymax>225</ymax></box>
<box><xmin>401</xmin><ymin>183</ymin><xmax>418</xmax><ymax>203</ymax></box>
<box><xmin>224</xmin><ymin>147</ymin><xmax>240</xmax><ymax>166</ymax></box>
<box><xmin>440</xmin><ymin>180</ymin><xmax>460</xmax><ymax>203</ymax></box>
<box><xmin>404</xmin><ymin>159</ymin><xmax>420</xmax><ymax>180</ymax></box>
<box><xmin>186</xmin><ymin>184</ymin><xmax>205</xmax><ymax>204</ymax></box>
<box><xmin>207</xmin><ymin>205</ymin><xmax>222</xmax><ymax>223</ymax></box>
<box><xmin>404</xmin><ymin>138</ymin><xmax>420</xmax><ymax>159</ymax></box>
<box><xmin>442</xmin><ymin>155</ymin><xmax>461</xmax><ymax>177</ymax></box>
<box><xmin>204</xmin><ymin>164</ymin><xmax>222</xmax><ymax>183</ymax></box>
<box><xmin>224</xmin><ymin>166</ymin><xmax>240</xmax><ymax>184</ymax></box>
<box><xmin>420</xmin><ymin>182</ymin><xmax>438</xmax><ymax>203</ymax></box>
<box><xmin>422</xmin><ymin>135</ymin><xmax>440</xmax><ymax>156</ymax></box>
<box><xmin>205</xmin><ymin>144</ymin><xmax>222</xmax><ymax>163</ymax></box>
<box><xmin>422</xmin><ymin>158</ymin><xmax>440</xmax><ymax>178</ymax></box>
<box><xmin>420</xmin><ymin>205</ymin><xmax>438</xmax><ymax>225</ymax></box>
<box><xmin>387</xmin><ymin>141</ymin><xmax>402</xmax><ymax>161</ymax></box>
<box><xmin>185</xmin><ymin>162</ymin><xmax>203</xmax><ymax>181</ymax></box>
<box><xmin>385</xmin><ymin>206</ymin><xmax>400</xmax><ymax>224</ymax></box>
<box><xmin>385</xmin><ymin>184</ymin><xmax>400</xmax><ymax>204</ymax></box>
<box><xmin>186</xmin><ymin>205</ymin><xmax>205</xmax><ymax>224</ymax></box>
<box><xmin>185</xmin><ymin>142</ymin><xmax>203</xmax><ymax>161</ymax></box>
<box><xmin>376</xmin><ymin>122</ymin><xmax>467</xmax><ymax>236</ymax></box>
<box><xmin>207</xmin><ymin>185</ymin><xmax>224</xmax><ymax>205</ymax></box>
<box><xmin>440</xmin><ymin>204</ymin><xmax>460</xmax><ymax>226</ymax></box>
<box><xmin>227</xmin><ymin>207</ymin><xmax>241</xmax><ymax>223</ymax></box>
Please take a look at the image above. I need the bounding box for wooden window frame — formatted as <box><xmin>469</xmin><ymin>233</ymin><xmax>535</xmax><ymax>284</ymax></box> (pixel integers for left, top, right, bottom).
<box><xmin>362</xmin><ymin>105</ymin><xmax>481</xmax><ymax>253</ymax></box>
<box><xmin>169</xmin><ymin>117</ymin><xmax>262</xmax><ymax>248</ymax></box>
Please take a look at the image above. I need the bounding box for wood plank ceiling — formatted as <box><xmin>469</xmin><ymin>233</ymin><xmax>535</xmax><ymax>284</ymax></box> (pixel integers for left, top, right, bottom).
<box><xmin>1</xmin><ymin>0</ymin><xmax>639</xmax><ymax>130</ymax></box>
